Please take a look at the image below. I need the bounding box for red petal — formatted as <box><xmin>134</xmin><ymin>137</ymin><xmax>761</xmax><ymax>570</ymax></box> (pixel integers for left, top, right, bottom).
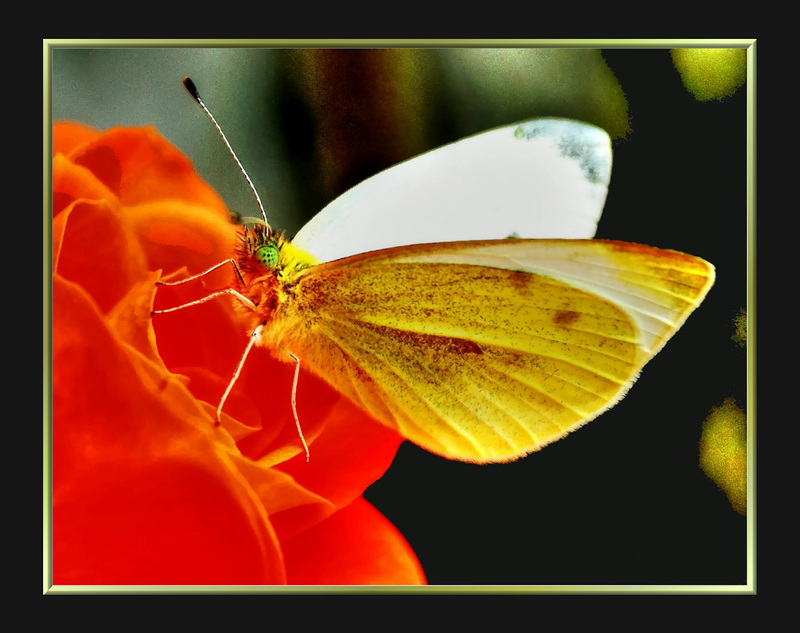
<box><xmin>270</xmin><ymin>397</ymin><xmax>403</xmax><ymax>541</ymax></box>
<box><xmin>53</xmin><ymin>121</ymin><xmax>99</xmax><ymax>157</ymax></box>
<box><xmin>51</xmin><ymin>122</ymin><xmax>423</xmax><ymax>585</ymax></box>
<box><xmin>282</xmin><ymin>497</ymin><xmax>426</xmax><ymax>585</ymax></box>
<box><xmin>68</xmin><ymin>126</ymin><xmax>228</xmax><ymax>212</ymax></box>
<box><xmin>53</xmin><ymin>276</ymin><xmax>285</xmax><ymax>584</ymax></box>
<box><xmin>54</xmin><ymin>199</ymin><xmax>150</xmax><ymax>314</ymax></box>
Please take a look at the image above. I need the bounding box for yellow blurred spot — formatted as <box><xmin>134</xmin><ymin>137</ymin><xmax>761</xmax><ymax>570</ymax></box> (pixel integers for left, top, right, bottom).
<box><xmin>671</xmin><ymin>49</ymin><xmax>746</xmax><ymax>101</ymax></box>
<box><xmin>438</xmin><ymin>49</ymin><xmax>631</xmax><ymax>139</ymax></box>
<box><xmin>732</xmin><ymin>308</ymin><xmax>747</xmax><ymax>347</ymax></box>
<box><xmin>699</xmin><ymin>399</ymin><xmax>747</xmax><ymax>515</ymax></box>
<box><xmin>287</xmin><ymin>49</ymin><xmax>433</xmax><ymax>199</ymax></box>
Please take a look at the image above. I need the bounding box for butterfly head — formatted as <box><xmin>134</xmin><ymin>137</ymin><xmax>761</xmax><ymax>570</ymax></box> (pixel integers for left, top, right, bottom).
<box><xmin>236</xmin><ymin>219</ymin><xmax>318</xmax><ymax>283</ymax></box>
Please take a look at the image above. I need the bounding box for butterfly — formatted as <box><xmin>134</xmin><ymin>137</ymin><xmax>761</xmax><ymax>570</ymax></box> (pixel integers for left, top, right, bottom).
<box><xmin>155</xmin><ymin>78</ymin><xmax>715</xmax><ymax>464</ymax></box>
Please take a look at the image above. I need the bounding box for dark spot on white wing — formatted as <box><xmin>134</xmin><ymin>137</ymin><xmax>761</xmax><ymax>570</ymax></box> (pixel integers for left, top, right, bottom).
<box><xmin>514</xmin><ymin>119</ymin><xmax>610</xmax><ymax>185</ymax></box>
<box><xmin>516</xmin><ymin>121</ymin><xmax>545</xmax><ymax>140</ymax></box>
<box><xmin>556</xmin><ymin>137</ymin><xmax>610</xmax><ymax>185</ymax></box>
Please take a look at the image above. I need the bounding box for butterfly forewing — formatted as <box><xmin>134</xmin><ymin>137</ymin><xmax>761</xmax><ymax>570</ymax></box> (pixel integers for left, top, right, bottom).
<box><xmin>292</xmin><ymin>119</ymin><xmax>612</xmax><ymax>262</ymax></box>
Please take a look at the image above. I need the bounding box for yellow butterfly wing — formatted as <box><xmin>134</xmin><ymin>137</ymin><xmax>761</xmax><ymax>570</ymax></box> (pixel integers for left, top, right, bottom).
<box><xmin>267</xmin><ymin>239</ymin><xmax>715</xmax><ymax>463</ymax></box>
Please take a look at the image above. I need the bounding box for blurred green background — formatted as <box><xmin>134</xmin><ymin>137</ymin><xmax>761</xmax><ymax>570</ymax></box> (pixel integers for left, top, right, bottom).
<box><xmin>52</xmin><ymin>48</ymin><xmax>633</xmax><ymax>235</ymax></box>
<box><xmin>49</xmin><ymin>45</ymin><xmax>749</xmax><ymax>587</ymax></box>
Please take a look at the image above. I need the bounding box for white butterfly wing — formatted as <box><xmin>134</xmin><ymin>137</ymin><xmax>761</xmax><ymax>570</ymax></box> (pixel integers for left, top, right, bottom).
<box><xmin>292</xmin><ymin>118</ymin><xmax>612</xmax><ymax>263</ymax></box>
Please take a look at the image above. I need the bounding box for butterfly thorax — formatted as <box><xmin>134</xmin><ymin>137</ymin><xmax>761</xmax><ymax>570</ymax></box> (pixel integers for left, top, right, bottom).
<box><xmin>233</xmin><ymin>222</ymin><xmax>319</xmax><ymax>351</ymax></box>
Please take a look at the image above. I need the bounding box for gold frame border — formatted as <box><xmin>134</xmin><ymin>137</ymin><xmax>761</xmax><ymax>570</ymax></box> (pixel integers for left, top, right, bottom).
<box><xmin>43</xmin><ymin>38</ymin><xmax>756</xmax><ymax>595</ymax></box>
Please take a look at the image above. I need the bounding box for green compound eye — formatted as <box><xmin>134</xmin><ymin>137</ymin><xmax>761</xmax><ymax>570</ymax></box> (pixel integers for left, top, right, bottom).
<box><xmin>255</xmin><ymin>244</ymin><xmax>279</xmax><ymax>269</ymax></box>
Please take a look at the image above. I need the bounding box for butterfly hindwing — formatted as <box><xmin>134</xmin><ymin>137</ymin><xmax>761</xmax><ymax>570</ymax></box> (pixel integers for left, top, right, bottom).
<box><xmin>267</xmin><ymin>239</ymin><xmax>714</xmax><ymax>462</ymax></box>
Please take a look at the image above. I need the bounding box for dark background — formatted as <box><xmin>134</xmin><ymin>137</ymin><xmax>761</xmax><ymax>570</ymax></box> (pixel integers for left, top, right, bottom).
<box><xmin>50</xmin><ymin>45</ymin><xmax>749</xmax><ymax>587</ymax></box>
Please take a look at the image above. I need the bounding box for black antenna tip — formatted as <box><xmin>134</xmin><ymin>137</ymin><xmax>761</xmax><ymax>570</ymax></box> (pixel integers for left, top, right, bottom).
<box><xmin>183</xmin><ymin>77</ymin><xmax>201</xmax><ymax>102</ymax></box>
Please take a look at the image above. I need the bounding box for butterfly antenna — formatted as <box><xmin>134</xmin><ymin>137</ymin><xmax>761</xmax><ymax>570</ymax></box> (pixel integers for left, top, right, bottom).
<box><xmin>183</xmin><ymin>77</ymin><xmax>269</xmax><ymax>225</ymax></box>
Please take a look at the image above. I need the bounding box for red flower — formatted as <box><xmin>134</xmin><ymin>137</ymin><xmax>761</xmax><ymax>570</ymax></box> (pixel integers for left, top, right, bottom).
<box><xmin>51</xmin><ymin>122</ymin><xmax>425</xmax><ymax>585</ymax></box>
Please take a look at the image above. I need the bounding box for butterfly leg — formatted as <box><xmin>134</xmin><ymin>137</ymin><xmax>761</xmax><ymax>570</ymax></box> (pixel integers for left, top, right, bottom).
<box><xmin>152</xmin><ymin>288</ymin><xmax>257</xmax><ymax>315</ymax></box>
<box><xmin>289</xmin><ymin>352</ymin><xmax>310</xmax><ymax>463</ymax></box>
<box><xmin>157</xmin><ymin>258</ymin><xmax>246</xmax><ymax>287</ymax></box>
<box><xmin>212</xmin><ymin>332</ymin><xmax>310</xmax><ymax>462</ymax></box>
<box><xmin>215</xmin><ymin>323</ymin><xmax>263</xmax><ymax>426</ymax></box>
<box><xmin>153</xmin><ymin>258</ymin><xmax>254</xmax><ymax>315</ymax></box>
